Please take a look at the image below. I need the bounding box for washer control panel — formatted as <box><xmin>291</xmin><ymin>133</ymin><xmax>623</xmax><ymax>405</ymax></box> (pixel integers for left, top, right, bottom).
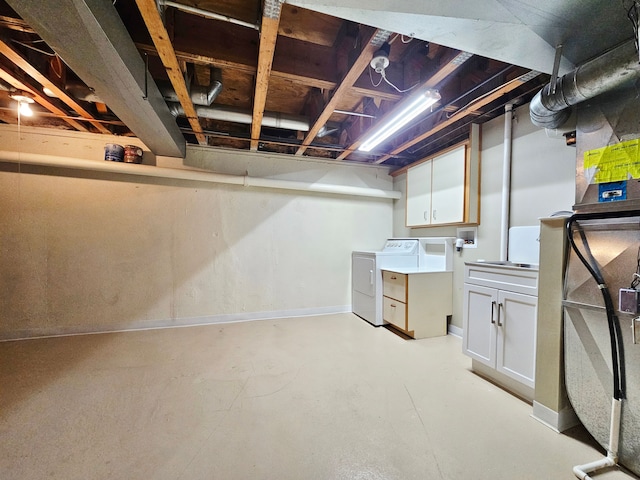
<box><xmin>382</xmin><ymin>239</ymin><xmax>419</xmax><ymax>254</ymax></box>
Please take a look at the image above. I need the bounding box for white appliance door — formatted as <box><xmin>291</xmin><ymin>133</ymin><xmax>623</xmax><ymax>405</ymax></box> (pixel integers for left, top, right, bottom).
<box><xmin>352</xmin><ymin>254</ymin><xmax>377</xmax><ymax>324</ymax></box>
<box><xmin>352</xmin><ymin>255</ymin><xmax>375</xmax><ymax>296</ymax></box>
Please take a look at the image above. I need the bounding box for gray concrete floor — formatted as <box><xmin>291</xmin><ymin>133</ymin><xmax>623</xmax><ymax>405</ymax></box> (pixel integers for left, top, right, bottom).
<box><xmin>0</xmin><ymin>313</ymin><xmax>637</xmax><ymax>480</ymax></box>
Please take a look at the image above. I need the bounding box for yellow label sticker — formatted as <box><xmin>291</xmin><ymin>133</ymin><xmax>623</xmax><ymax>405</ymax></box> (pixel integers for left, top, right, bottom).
<box><xmin>584</xmin><ymin>138</ymin><xmax>640</xmax><ymax>184</ymax></box>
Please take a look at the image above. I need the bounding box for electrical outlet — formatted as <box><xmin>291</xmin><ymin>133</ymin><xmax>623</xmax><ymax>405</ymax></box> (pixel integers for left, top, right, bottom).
<box><xmin>619</xmin><ymin>288</ymin><xmax>640</xmax><ymax>314</ymax></box>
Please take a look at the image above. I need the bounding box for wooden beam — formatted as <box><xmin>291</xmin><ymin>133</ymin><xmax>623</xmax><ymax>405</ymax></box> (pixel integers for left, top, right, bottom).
<box><xmin>136</xmin><ymin>43</ymin><xmax>256</xmax><ymax>75</ymax></box>
<box><xmin>0</xmin><ymin>39</ymin><xmax>111</xmax><ymax>134</ymax></box>
<box><xmin>0</xmin><ymin>65</ymin><xmax>90</xmax><ymax>132</ymax></box>
<box><xmin>351</xmin><ymin>84</ymin><xmax>402</xmax><ymax>102</ymax></box>
<box><xmin>0</xmin><ymin>15</ymin><xmax>35</xmax><ymax>33</ymax></box>
<box><xmin>138</xmin><ymin>42</ymin><xmax>337</xmax><ymax>91</ymax></box>
<box><xmin>336</xmin><ymin>51</ymin><xmax>473</xmax><ymax>161</ymax></box>
<box><xmin>135</xmin><ymin>0</ymin><xmax>207</xmax><ymax>145</ymax></box>
<box><xmin>373</xmin><ymin>71</ymin><xmax>539</xmax><ymax>164</ymax></box>
<box><xmin>250</xmin><ymin>2</ymin><xmax>282</xmax><ymax>151</ymax></box>
<box><xmin>295</xmin><ymin>27</ymin><xmax>385</xmax><ymax>156</ymax></box>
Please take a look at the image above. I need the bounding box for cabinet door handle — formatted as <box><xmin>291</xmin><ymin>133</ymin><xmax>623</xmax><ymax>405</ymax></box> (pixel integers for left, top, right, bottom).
<box><xmin>497</xmin><ymin>302</ymin><xmax>503</xmax><ymax>327</ymax></box>
<box><xmin>491</xmin><ymin>301</ymin><xmax>496</xmax><ymax>324</ymax></box>
<box><xmin>433</xmin><ymin>209</ymin><xmax>437</xmax><ymax>221</ymax></box>
<box><xmin>369</xmin><ymin>270</ymin><xmax>374</xmax><ymax>285</ymax></box>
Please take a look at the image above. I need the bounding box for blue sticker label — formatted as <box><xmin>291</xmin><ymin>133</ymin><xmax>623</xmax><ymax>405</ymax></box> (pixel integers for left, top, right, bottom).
<box><xmin>598</xmin><ymin>181</ymin><xmax>627</xmax><ymax>202</ymax></box>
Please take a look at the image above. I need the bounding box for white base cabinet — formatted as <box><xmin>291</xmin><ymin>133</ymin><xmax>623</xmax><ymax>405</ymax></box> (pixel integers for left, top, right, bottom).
<box><xmin>462</xmin><ymin>263</ymin><xmax>538</xmax><ymax>397</ymax></box>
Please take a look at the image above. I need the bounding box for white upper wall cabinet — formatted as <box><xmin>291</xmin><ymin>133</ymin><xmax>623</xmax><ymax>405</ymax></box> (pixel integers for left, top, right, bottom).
<box><xmin>406</xmin><ymin>160</ymin><xmax>433</xmax><ymax>225</ymax></box>
<box><xmin>404</xmin><ymin>136</ymin><xmax>479</xmax><ymax>228</ymax></box>
<box><xmin>431</xmin><ymin>147</ymin><xmax>466</xmax><ymax>224</ymax></box>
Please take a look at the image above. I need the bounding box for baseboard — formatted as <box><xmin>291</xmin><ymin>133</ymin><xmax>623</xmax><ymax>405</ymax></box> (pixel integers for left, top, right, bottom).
<box><xmin>471</xmin><ymin>359</ymin><xmax>535</xmax><ymax>403</ymax></box>
<box><xmin>532</xmin><ymin>401</ymin><xmax>581</xmax><ymax>433</ymax></box>
<box><xmin>447</xmin><ymin>324</ymin><xmax>463</xmax><ymax>337</ymax></box>
<box><xmin>0</xmin><ymin>305</ymin><xmax>352</xmax><ymax>341</ymax></box>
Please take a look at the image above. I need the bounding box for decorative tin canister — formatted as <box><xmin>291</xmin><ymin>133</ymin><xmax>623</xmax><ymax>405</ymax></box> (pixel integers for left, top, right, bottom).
<box><xmin>123</xmin><ymin>145</ymin><xmax>143</xmax><ymax>164</ymax></box>
<box><xmin>104</xmin><ymin>143</ymin><xmax>124</xmax><ymax>162</ymax></box>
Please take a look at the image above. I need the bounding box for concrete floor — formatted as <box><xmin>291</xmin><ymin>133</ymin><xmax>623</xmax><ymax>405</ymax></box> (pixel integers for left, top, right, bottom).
<box><xmin>0</xmin><ymin>313</ymin><xmax>637</xmax><ymax>480</ymax></box>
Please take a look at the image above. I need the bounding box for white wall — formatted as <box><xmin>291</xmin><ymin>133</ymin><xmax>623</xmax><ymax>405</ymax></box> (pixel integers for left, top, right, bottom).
<box><xmin>393</xmin><ymin>103</ymin><xmax>576</xmax><ymax>328</ymax></box>
<box><xmin>0</xmin><ymin>126</ymin><xmax>393</xmax><ymax>339</ymax></box>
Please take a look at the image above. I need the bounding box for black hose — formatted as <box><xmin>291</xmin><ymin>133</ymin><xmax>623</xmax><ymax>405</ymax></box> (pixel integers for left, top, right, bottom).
<box><xmin>566</xmin><ymin>210</ymin><xmax>640</xmax><ymax>400</ymax></box>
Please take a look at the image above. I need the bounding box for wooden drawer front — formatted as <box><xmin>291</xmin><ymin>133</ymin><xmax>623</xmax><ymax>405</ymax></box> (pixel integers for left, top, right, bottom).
<box><xmin>383</xmin><ymin>296</ymin><xmax>407</xmax><ymax>330</ymax></box>
<box><xmin>382</xmin><ymin>271</ymin><xmax>407</xmax><ymax>302</ymax></box>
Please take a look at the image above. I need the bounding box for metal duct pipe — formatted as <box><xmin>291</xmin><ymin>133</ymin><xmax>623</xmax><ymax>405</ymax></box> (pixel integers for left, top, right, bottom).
<box><xmin>168</xmin><ymin>102</ymin><xmax>310</xmax><ymax>132</ymax></box>
<box><xmin>530</xmin><ymin>40</ymin><xmax>640</xmax><ymax>129</ymax></box>
<box><xmin>65</xmin><ymin>83</ymin><xmax>103</xmax><ymax>103</ymax></box>
<box><xmin>159</xmin><ymin>67</ymin><xmax>222</xmax><ymax>106</ymax></box>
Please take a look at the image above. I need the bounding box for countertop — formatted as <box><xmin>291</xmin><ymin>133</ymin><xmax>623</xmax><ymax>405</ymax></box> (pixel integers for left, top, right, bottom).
<box><xmin>465</xmin><ymin>261</ymin><xmax>539</xmax><ymax>272</ymax></box>
<box><xmin>382</xmin><ymin>267</ymin><xmax>453</xmax><ymax>275</ymax></box>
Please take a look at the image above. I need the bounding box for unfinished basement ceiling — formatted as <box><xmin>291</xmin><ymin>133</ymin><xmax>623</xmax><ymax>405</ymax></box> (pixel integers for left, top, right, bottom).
<box><xmin>0</xmin><ymin>1</ymin><xmax>635</xmax><ymax>168</ymax></box>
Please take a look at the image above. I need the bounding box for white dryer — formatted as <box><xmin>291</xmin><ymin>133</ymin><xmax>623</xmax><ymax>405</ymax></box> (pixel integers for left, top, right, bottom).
<box><xmin>352</xmin><ymin>239</ymin><xmax>421</xmax><ymax>326</ymax></box>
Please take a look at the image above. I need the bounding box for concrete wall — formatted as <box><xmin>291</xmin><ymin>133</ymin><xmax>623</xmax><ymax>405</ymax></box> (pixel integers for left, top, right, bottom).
<box><xmin>392</xmin><ymin>103</ymin><xmax>576</xmax><ymax>329</ymax></box>
<box><xmin>0</xmin><ymin>126</ymin><xmax>393</xmax><ymax>340</ymax></box>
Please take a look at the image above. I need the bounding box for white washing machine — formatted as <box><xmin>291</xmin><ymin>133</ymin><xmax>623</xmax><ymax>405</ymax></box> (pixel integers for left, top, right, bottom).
<box><xmin>352</xmin><ymin>238</ymin><xmax>453</xmax><ymax>326</ymax></box>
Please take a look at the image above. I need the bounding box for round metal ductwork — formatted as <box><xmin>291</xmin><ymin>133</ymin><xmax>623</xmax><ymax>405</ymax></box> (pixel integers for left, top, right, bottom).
<box><xmin>530</xmin><ymin>40</ymin><xmax>640</xmax><ymax>129</ymax></box>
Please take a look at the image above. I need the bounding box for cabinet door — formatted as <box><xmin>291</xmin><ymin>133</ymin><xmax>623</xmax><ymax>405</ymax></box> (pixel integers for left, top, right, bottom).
<box><xmin>431</xmin><ymin>147</ymin><xmax>465</xmax><ymax>224</ymax></box>
<box><xmin>406</xmin><ymin>160</ymin><xmax>432</xmax><ymax>226</ymax></box>
<box><xmin>462</xmin><ymin>283</ymin><xmax>497</xmax><ymax>368</ymax></box>
<box><xmin>496</xmin><ymin>291</ymin><xmax>537</xmax><ymax>388</ymax></box>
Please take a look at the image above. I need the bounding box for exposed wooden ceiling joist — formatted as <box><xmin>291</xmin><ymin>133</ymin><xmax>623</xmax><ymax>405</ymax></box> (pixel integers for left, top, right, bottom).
<box><xmin>295</xmin><ymin>27</ymin><xmax>387</xmax><ymax>156</ymax></box>
<box><xmin>0</xmin><ymin>64</ymin><xmax>90</xmax><ymax>132</ymax></box>
<box><xmin>135</xmin><ymin>0</ymin><xmax>207</xmax><ymax>145</ymax></box>
<box><xmin>138</xmin><ymin>42</ymin><xmax>402</xmax><ymax>101</ymax></box>
<box><xmin>0</xmin><ymin>39</ymin><xmax>111</xmax><ymax>134</ymax></box>
<box><xmin>250</xmin><ymin>0</ymin><xmax>282</xmax><ymax>151</ymax></box>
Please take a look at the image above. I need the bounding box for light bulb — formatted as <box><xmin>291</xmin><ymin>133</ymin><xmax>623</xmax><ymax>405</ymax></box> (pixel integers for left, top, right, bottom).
<box><xmin>18</xmin><ymin>101</ymin><xmax>33</xmax><ymax>117</ymax></box>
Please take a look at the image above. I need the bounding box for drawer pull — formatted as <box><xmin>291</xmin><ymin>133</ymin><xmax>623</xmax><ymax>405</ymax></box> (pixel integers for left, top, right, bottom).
<box><xmin>390</xmin><ymin>304</ymin><xmax>396</xmax><ymax>308</ymax></box>
<box><xmin>390</xmin><ymin>275</ymin><xmax>397</xmax><ymax>280</ymax></box>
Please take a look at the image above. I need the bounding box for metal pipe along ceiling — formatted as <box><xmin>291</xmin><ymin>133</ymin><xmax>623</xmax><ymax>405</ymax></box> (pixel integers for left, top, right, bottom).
<box><xmin>530</xmin><ymin>40</ymin><xmax>640</xmax><ymax>129</ymax></box>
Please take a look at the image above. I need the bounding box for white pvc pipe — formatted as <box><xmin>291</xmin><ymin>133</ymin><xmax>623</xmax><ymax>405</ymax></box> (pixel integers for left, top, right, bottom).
<box><xmin>159</xmin><ymin>0</ymin><xmax>260</xmax><ymax>30</ymax></box>
<box><xmin>169</xmin><ymin>103</ymin><xmax>311</xmax><ymax>132</ymax></box>
<box><xmin>500</xmin><ymin>104</ymin><xmax>513</xmax><ymax>261</ymax></box>
<box><xmin>573</xmin><ymin>398</ymin><xmax>622</xmax><ymax>480</ymax></box>
<box><xmin>0</xmin><ymin>151</ymin><xmax>401</xmax><ymax>200</ymax></box>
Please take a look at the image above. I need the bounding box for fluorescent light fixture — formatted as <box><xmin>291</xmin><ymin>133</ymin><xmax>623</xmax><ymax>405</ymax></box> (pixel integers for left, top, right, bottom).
<box><xmin>358</xmin><ymin>89</ymin><xmax>441</xmax><ymax>152</ymax></box>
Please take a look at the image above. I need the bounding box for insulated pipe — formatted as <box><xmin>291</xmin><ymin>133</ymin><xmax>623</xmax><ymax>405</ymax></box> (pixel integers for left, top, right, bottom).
<box><xmin>0</xmin><ymin>151</ymin><xmax>400</xmax><ymax>200</ymax></box>
<box><xmin>500</xmin><ymin>104</ymin><xmax>513</xmax><ymax>261</ymax></box>
<box><xmin>530</xmin><ymin>40</ymin><xmax>640</xmax><ymax>129</ymax></box>
<box><xmin>168</xmin><ymin>103</ymin><xmax>310</xmax><ymax>132</ymax></box>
